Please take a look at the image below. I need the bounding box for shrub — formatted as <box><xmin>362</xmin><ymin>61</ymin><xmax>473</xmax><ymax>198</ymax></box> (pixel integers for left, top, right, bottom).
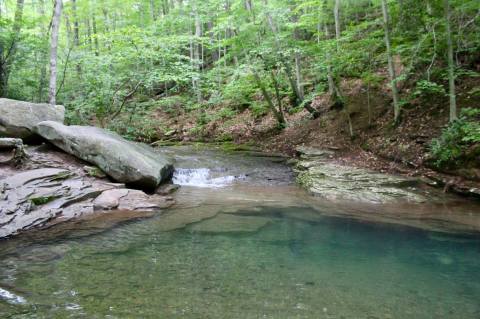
<box><xmin>430</xmin><ymin>108</ymin><xmax>480</xmax><ymax>168</ymax></box>
<box><xmin>413</xmin><ymin>80</ymin><xmax>446</xmax><ymax>99</ymax></box>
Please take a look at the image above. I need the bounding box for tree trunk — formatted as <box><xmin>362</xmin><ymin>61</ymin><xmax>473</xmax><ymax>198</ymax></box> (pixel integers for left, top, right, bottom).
<box><xmin>37</xmin><ymin>0</ymin><xmax>48</xmax><ymax>102</ymax></box>
<box><xmin>381</xmin><ymin>0</ymin><xmax>400</xmax><ymax>123</ymax></box>
<box><xmin>150</xmin><ymin>0</ymin><xmax>157</xmax><ymax>21</ymax></box>
<box><xmin>444</xmin><ymin>0</ymin><xmax>457</xmax><ymax>121</ymax></box>
<box><xmin>334</xmin><ymin>0</ymin><xmax>341</xmax><ymax>51</ymax></box>
<box><xmin>72</xmin><ymin>0</ymin><xmax>82</xmax><ymax>75</ymax></box>
<box><xmin>193</xmin><ymin>3</ymin><xmax>202</xmax><ymax>103</ymax></box>
<box><xmin>48</xmin><ymin>0</ymin><xmax>63</xmax><ymax>105</ymax></box>
<box><xmin>292</xmin><ymin>8</ymin><xmax>304</xmax><ymax>101</ymax></box>
<box><xmin>92</xmin><ymin>14</ymin><xmax>100</xmax><ymax>56</ymax></box>
<box><xmin>251</xmin><ymin>68</ymin><xmax>285</xmax><ymax>127</ymax></box>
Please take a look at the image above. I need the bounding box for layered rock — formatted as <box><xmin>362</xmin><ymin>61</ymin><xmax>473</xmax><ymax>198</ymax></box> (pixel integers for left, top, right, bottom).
<box><xmin>35</xmin><ymin>121</ymin><xmax>174</xmax><ymax>190</ymax></box>
<box><xmin>0</xmin><ymin>98</ymin><xmax>64</xmax><ymax>139</ymax></box>
<box><xmin>0</xmin><ymin>168</ymin><xmax>173</xmax><ymax>239</ymax></box>
<box><xmin>295</xmin><ymin>146</ymin><xmax>428</xmax><ymax>204</ymax></box>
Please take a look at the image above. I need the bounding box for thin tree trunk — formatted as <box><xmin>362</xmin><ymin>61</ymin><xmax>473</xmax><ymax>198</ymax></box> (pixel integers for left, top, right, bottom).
<box><xmin>72</xmin><ymin>0</ymin><xmax>81</xmax><ymax>75</ymax></box>
<box><xmin>251</xmin><ymin>68</ymin><xmax>285</xmax><ymax>127</ymax></box>
<box><xmin>292</xmin><ymin>8</ymin><xmax>304</xmax><ymax>101</ymax></box>
<box><xmin>324</xmin><ymin>24</ymin><xmax>336</xmax><ymax>96</ymax></box>
<box><xmin>367</xmin><ymin>83</ymin><xmax>372</xmax><ymax>126</ymax></box>
<box><xmin>334</xmin><ymin>0</ymin><xmax>341</xmax><ymax>51</ymax></box>
<box><xmin>92</xmin><ymin>14</ymin><xmax>100</xmax><ymax>56</ymax></box>
<box><xmin>150</xmin><ymin>0</ymin><xmax>156</xmax><ymax>21</ymax></box>
<box><xmin>271</xmin><ymin>70</ymin><xmax>286</xmax><ymax>125</ymax></box>
<box><xmin>48</xmin><ymin>0</ymin><xmax>63</xmax><ymax>105</ymax></box>
<box><xmin>381</xmin><ymin>0</ymin><xmax>400</xmax><ymax>123</ymax></box>
<box><xmin>193</xmin><ymin>3</ymin><xmax>202</xmax><ymax>103</ymax></box>
<box><xmin>37</xmin><ymin>0</ymin><xmax>48</xmax><ymax>102</ymax></box>
<box><xmin>444</xmin><ymin>0</ymin><xmax>457</xmax><ymax>121</ymax></box>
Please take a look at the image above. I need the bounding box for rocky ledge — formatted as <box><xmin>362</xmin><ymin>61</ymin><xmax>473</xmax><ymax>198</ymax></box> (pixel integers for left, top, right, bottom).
<box><xmin>0</xmin><ymin>144</ymin><xmax>175</xmax><ymax>239</ymax></box>
<box><xmin>294</xmin><ymin>146</ymin><xmax>434</xmax><ymax>204</ymax></box>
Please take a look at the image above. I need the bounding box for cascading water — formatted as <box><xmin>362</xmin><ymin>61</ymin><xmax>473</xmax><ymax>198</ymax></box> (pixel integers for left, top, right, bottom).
<box><xmin>0</xmin><ymin>288</ymin><xmax>26</xmax><ymax>305</ymax></box>
<box><xmin>172</xmin><ymin>168</ymin><xmax>245</xmax><ymax>187</ymax></box>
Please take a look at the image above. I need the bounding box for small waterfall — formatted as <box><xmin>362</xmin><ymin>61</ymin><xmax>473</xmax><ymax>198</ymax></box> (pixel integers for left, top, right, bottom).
<box><xmin>173</xmin><ymin>168</ymin><xmax>244</xmax><ymax>188</ymax></box>
<box><xmin>0</xmin><ymin>287</ymin><xmax>27</xmax><ymax>305</ymax></box>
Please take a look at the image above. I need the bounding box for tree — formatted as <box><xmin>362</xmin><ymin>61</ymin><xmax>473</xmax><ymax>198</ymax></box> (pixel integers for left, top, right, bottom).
<box><xmin>444</xmin><ymin>0</ymin><xmax>457</xmax><ymax>121</ymax></box>
<box><xmin>381</xmin><ymin>0</ymin><xmax>401</xmax><ymax>123</ymax></box>
<box><xmin>48</xmin><ymin>0</ymin><xmax>63</xmax><ymax>105</ymax></box>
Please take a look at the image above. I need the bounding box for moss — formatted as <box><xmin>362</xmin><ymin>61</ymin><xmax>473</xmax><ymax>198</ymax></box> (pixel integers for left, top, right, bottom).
<box><xmin>84</xmin><ymin>166</ymin><xmax>107</xmax><ymax>178</ymax></box>
<box><xmin>220</xmin><ymin>141</ymin><xmax>259</xmax><ymax>153</ymax></box>
<box><xmin>49</xmin><ymin>172</ymin><xmax>72</xmax><ymax>181</ymax></box>
<box><xmin>30</xmin><ymin>196</ymin><xmax>58</xmax><ymax>206</ymax></box>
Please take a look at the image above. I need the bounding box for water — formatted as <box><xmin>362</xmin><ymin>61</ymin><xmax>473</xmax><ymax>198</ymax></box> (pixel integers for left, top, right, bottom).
<box><xmin>173</xmin><ymin>168</ymin><xmax>244</xmax><ymax>187</ymax></box>
<box><xmin>1</xmin><ymin>146</ymin><xmax>480</xmax><ymax>318</ymax></box>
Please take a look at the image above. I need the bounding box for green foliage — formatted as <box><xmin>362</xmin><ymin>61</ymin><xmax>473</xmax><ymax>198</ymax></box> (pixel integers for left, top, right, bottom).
<box><xmin>430</xmin><ymin>108</ymin><xmax>480</xmax><ymax>168</ymax></box>
<box><xmin>30</xmin><ymin>196</ymin><xmax>58</xmax><ymax>206</ymax></box>
<box><xmin>222</xmin><ymin>73</ymin><xmax>258</xmax><ymax>111</ymax></box>
<box><xmin>1</xmin><ymin>0</ymin><xmax>479</xmax><ymax>149</ymax></box>
<box><xmin>413</xmin><ymin>80</ymin><xmax>446</xmax><ymax>99</ymax></box>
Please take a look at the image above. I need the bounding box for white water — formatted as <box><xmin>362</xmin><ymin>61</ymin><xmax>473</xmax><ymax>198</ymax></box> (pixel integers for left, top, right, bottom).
<box><xmin>173</xmin><ymin>168</ymin><xmax>245</xmax><ymax>188</ymax></box>
<box><xmin>0</xmin><ymin>288</ymin><xmax>26</xmax><ymax>305</ymax></box>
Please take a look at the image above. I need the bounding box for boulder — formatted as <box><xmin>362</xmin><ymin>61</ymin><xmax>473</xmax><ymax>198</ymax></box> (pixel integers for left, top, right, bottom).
<box><xmin>0</xmin><ymin>98</ymin><xmax>64</xmax><ymax>139</ymax></box>
<box><xmin>34</xmin><ymin>121</ymin><xmax>174</xmax><ymax>190</ymax></box>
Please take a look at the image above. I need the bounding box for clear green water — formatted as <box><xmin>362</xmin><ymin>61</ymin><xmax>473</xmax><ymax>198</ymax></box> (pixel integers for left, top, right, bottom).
<box><xmin>1</xmin><ymin>206</ymin><xmax>479</xmax><ymax>319</ymax></box>
<box><xmin>2</xmin><ymin>146</ymin><xmax>480</xmax><ymax>318</ymax></box>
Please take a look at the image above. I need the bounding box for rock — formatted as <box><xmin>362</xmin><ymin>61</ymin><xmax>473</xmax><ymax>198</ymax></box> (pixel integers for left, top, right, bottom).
<box><xmin>156</xmin><ymin>183</ymin><xmax>180</xmax><ymax>195</ymax></box>
<box><xmin>190</xmin><ymin>214</ymin><xmax>272</xmax><ymax>234</ymax></box>
<box><xmin>295</xmin><ymin>146</ymin><xmax>335</xmax><ymax>159</ymax></box>
<box><xmin>294</xmin><ymin>147</ymin><xmax>428</xmax><ymax>204</ymax></box>
<box><xmin>0</xmin><ymin>168</ymin><xmax>174</xmax><ymax>239</ymax></box>
<box><xmin>0</xmin><ymin>98</ymin><xmax>64</xmax><ymax>139</ymax></box>
<box><xmin>0</xmin><ymin>138</ymin><xmax>27</xmax><ymax>165</ymax></box>
<box><xmin>93</xmin><ymin>189</ymin><xmax>129</xmax><ymax>210</ymax></box>
<box><xmin>34</xmin><ymin>121</ymin><xmax>174</xmax><ymax>190</ymax></box>
<box><xmin>83</xmin><ymin>165</ymin><xmax>107</xmax><ymax>178</ymax></box>
<box><xmin>94</xmin><ymin>188</ymin><xmax>172</xmax><ymax>211</ymax></box>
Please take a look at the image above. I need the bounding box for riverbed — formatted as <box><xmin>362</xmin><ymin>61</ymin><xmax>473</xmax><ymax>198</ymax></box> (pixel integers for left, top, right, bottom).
<box><xmin>1</xmin><ymin>146</ymin><xmax>479</xmax><ymax>318</ymax></box>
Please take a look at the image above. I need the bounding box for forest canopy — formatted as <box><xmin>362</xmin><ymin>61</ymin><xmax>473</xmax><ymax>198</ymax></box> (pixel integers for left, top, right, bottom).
<box><xmin>0</xmin><ymin>0</ymin><xmax>479</xmax><ymax>148</ymax></box>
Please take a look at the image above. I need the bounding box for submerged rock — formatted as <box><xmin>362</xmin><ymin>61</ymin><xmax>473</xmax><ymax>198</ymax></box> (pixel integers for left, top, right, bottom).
<box><xmin>35</xmin><ymin>121</ymin><xmax>174</xmax><ymax>190</ymax></box>
<box><xmin>190</xmin><ymin>214</ymin><xmax>273</xmax><ymax>234</ymax></box>
<box><xmin>295</xmin><ymin>147</ymin><xmax>427</xmax><ymax>204</ymax></box>
<box><xmin>0</xmin><ymin>98</ymin><xmax>64</xmax><ymax>139</ymax></box>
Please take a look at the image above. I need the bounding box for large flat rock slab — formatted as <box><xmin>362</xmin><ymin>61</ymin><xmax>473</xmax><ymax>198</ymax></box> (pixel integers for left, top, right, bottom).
<box><xmin>35</xmin><ymin>121</ymin><xmax>174</xmax><ymax>190</ymax></box>
<box><xmin>0</xmin><ymin>98</ymin><xmax>64</xmax><ymax>139</ymax></box>
<box><xmin>0</xmin><ymin>168</ymin><xmax>173</xmax><ymax>239</ymax></box>
<box><xmin>295</xmin><ymin>148</ymin><xmax>428</xmax><ymax>204</ymax></box>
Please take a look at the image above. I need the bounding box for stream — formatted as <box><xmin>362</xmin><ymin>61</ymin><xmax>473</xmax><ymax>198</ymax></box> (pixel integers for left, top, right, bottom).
<box><xmin>0</xmin><ymin>146</ymin><xmax>479</xmax><ymax>318</ymax></box>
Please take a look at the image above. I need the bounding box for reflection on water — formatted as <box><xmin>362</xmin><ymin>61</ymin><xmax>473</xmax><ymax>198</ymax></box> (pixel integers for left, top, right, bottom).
<box><xmin>1</xmin><ymin>206</ymin><xmax>480</xmax><ymax>318</ymax></box>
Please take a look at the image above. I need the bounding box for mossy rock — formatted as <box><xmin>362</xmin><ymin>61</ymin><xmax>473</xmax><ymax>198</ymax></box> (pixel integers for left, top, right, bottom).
<box><xmin>83</xmin><ymin>166</ymin><xmax>107</xmax><ymax>178</ymax></box>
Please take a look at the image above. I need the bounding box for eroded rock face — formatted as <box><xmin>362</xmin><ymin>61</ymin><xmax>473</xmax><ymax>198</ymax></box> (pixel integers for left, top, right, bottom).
<box><xmin>35</xmin><ymin>121</ymin><xmax>174</xmax><ymax>190</ymax></box>
<box><xmin>295</xmin><ymin>147</ymin><xmax>428</xmax><ymax>204</ymax></box>
<box><xmin>0</xmin><ymin>99</ymin><xmax>64</xmax><ymax>139</ymax></box>
<box><xmin>0</xmin><ymin>168</ymin><xmax>173</xmax><ymax>239</ymax></box>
